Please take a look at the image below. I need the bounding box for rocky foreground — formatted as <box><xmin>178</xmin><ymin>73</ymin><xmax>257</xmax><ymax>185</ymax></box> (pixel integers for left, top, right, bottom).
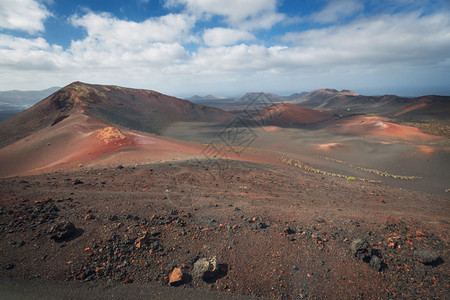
<box><xmin>0</xmin><ymin>160</ymin><xmax>448</xmax><ymax>298</ymax></box>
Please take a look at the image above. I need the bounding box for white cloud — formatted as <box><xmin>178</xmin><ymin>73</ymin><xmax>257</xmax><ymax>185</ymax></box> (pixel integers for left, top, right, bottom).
<box><xmin>0</xmin><ymin>34</ymin><xmax>65</xmax><ymax>70</ymax></box>
<box><xmin>0</xmin><ymin>7</ymin><xmax>449</xmax><ymax>96</ymax></box>
<box><xmin>185</xmin><ymin>11</ymin><xmax>450</xmax><ymax>74</ymax></box>
<box><xmin>309</xmin><ymin>0</ymin><xmax>364</xmax><ymax>24</ymax></box>
<box><xmin>165</xmin><ymin>0</ymin><xmax>284</xmax><ymax>30</ymax></box>
<box><xmin>71</xmin><ymin>12</ymin><xmax>195</xmax><ymax>45</ymax></box>
<box><xmin>203</xmin><ymin>27</ymin><xmax>255</xmax><ymax>47</ymax></box>
<box><xmin>0</xmin><ymin>0</ymin><xmax>51</xmax><ymax>34</ymax></box>
<box><xmin>66</xmin><ymin>11</ymin><xmax>194</xmax><ymax>68</ymax></box>
<box><xmin>283</xmin><ymin>12</ymin><xmax>450</xmax><ymax>66</ymax></box>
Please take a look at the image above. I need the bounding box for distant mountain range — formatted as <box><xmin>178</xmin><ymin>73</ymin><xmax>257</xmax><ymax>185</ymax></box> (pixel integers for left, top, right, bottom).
<box><xmin>185</xmin><ymin>94</ymin><xmax>229</xmax><ymax>102</ymax></box>
<box><xmin>2</xmin><ymin>84</ymin><xmax>449</xmax><ymax>129</ymax></box>
<box><xmin>0</xmin><ymin>87</ymin><xmax>60</xmax><ymax>110</ymax></box>
<box><xmin>188</xmin><ymin>89</ymin><xmax>449</xmax><ymax>122</ymax></box>
<box><xmin>0</xmin><ymin>87</ymin><xmax>61</xmax><ymax>122</ymax></box>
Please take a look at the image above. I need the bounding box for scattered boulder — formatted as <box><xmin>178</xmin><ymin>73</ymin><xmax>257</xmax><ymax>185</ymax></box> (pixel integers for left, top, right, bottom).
<box><xmin>414</xmin><ymin>248</ymin><xmax>440</xmax><ymax>265</ymax></box>
<box><xmin>351</xmin><ymin>239</ymin><xmax>372</xmax><ymax>261</ymax></box>
<box><xmin>369</xmin><ymin>255</ymin><xmax>382</xmax><ymax>272</ymax></box>
<box><xmin>169</xmin><ymin>267</ymin><xmax>183</xmax><ymax>286</ymax></box>
<box><xmin>193</xmin><ymin>256</ymin><xmax>218</xmax><ymax>280</ymax></box>
<box><xmin>351</xmin><ymin>238</ymin><xmax>382</xmax><ymax>271</ymax></box>
<box><xmin>117</xmin><ymin>165</ymin><xmax>124</xmax><ymax>169</ymax></box>
<box><xmin>73</xmin><ymin>179</ymin><xmax>84</xmax><ymax>185</ymax></box>
<box><xmin>5</xmin><ymin>263</ymin><xmax>15</xmax><ymax>270</ymax></box>
<box><xmin>49</xmin><ymin>221</ymin><xmax>80</xmax><ymax>242</ymax></box>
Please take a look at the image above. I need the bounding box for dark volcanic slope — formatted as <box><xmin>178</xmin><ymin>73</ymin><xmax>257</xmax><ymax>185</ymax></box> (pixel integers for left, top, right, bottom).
<box><xmin>0</xmin><ymin>82</ymin><xmax>232</xmax><ymax>147</ymax></box>
<box><xmin>292</xmin><ymin>89</ymin><xmax>450</xmax><ymax>120</ymax></box>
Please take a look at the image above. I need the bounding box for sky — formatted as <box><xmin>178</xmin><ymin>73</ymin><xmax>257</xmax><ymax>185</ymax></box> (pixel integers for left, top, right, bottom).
<box><xmin>0</xmin><ymin>0</ymin><xmax>449</xmax><ymax>97</ymax></box>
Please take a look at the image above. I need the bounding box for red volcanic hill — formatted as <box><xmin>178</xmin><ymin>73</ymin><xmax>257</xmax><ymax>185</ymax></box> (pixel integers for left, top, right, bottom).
<box><xmin>0</xmin><ymin>82</ymin><xmax>234</xmax><ymax>177</ymax></box>
<box><xmin>259</xmin><ymin>102</ymin><xmax>333</xmax><ymax>126</ymax></box>
<box><xmin>0</xmin><ymin>82</ymin><xmax>232</xmax><ymax>147</ymax></box>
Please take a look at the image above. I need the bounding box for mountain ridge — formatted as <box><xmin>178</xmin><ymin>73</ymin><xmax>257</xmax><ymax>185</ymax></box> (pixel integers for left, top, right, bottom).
<box><xmin>0</xmin><ymin>82</ymin><xmax>233</xmax><ymax>147</ymax></box>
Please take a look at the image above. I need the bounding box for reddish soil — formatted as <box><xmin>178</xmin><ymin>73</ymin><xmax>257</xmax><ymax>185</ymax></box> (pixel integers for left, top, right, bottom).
<box><xmin>315</xmin><ymin>143</ymin><xmax>344</xmax><ymax>152</ymax></box>
<box><xmin>0</xmin><ymin>112</ymin><xmax>287</xmax><ymax>178</ymax></box>
<box><xmin>416</xmin><ymin>145</ymin><xmax>436</xmax><ymax>155</ymax></box>
<box><xmin>0</xmin><ymin>160</ymin><xmax>448</xmax><ymax>299</ymax></box>
<box><xmin>334</xmin><ymin>116</ymin><xmax>441</xmax><ymax>141</ymax></box>
<box><xmin>0</xmin><ymin>114</ymin><xmax>204</xmax><ymax>178</ymax></box>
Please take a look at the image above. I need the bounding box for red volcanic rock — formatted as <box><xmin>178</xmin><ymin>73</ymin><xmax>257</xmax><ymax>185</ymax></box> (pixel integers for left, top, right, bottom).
<box><xmin>135</xmin><ymin>231</ymin><xmax>152</xmax><ymax>249</ymax></box>
<box><xmin>169</xmin><ymin>267</ymin><xmax>183</xmax><ymax>286</ymax></box>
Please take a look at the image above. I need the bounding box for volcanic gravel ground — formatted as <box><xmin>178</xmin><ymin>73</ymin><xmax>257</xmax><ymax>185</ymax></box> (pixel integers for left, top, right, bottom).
<box><xmin>0</xmin><ymin>160</ymin><xmax>449</xmax><ymax>298</ymax></box>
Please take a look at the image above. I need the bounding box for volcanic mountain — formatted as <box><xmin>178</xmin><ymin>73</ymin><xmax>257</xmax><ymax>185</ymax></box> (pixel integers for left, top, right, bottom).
<box><xmin>258</xmin><ymin>102</ymin><xmax>333</xmax><ymax>126</ymax></box>
<box><xmin>0</xmin><ymin>82</ymin><xmax>234</xmax><ymax>177</ymax></box>
<box><xmin>0</xmin><ymin>82</ymin><xmax>232</xmax><ymax>147</ymax></box>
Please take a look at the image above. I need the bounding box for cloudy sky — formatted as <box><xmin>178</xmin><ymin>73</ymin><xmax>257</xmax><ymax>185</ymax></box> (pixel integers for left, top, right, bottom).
<box><xmin>0</xmin><ymin>0</ymin><xmax>449</xmax><ymax>97</ymax></box>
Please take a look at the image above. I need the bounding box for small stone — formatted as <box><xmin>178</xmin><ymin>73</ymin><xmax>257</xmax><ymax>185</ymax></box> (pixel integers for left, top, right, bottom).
<box><xmin>84</xmin><ymin>214</ymin><xmax>95</xmax><ymax>220</ymax></box>
<box><xmin>193</xmin><ymin>256</ymin><xmax>218</xmax><ymax>280</ymax></box>
<box><xmin>415</xmin><ymin>231</ymin><xmax>427</xmax><ymax>237</ymax></box>
<box><xmin>135</xmin><ymin>231</ymin><xmax>152</xmax><ymax>248</ymax></box>
<box><xmin>351</xmin><ymin>239</ymin><xmax>372</xmax><ymax>260</ymax></box>
<box><xmin>5</xmin><ymin>263</ymin><xmax>15</xmax><ymax>270</ymax></box>
<box><xmin>117</xmin><ymin>165</ymin><xmax>124</xmax><ymax>169</ymax></box>
<box><xmin>369</xmin><ymin>256</ymin><xmax>382</xmax><ymax>271</ymax></box>
<box><xmin>257</xmin><ymin>222</ymin><xmax>268</xmax><ymax>229</ymax></box>
<box><xmin>169</xmin><ymin>267</ymin><xmax>183</xmax><ymax>286</ymax></box>
<box><xmin>284</xmin><ymin>226</ymin><xmax>296</xmax><ymax>235</ymax></box>
<box><xmin>414</xmin><ymin>248</ymin><xmax>440</xmax><ymax>265</ymax></box>
<box><xmin>108</xmin><ymin>215</ymin><xmax>119</xmax><ymax>221</ymax></box>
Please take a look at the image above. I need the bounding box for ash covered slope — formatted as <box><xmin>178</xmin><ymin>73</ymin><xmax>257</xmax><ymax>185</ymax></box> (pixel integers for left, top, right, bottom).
<box><xmin>0</xmin><ymin>82</ymin><xmax>232</xmax><ymax>147</ymax></box>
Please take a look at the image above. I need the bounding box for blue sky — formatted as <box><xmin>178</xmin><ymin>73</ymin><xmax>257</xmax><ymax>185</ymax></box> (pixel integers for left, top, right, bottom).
<box><xmin>0</xmin><ymin>0</ymin><xmax>449</xmax><ymax>97</ymax></box>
